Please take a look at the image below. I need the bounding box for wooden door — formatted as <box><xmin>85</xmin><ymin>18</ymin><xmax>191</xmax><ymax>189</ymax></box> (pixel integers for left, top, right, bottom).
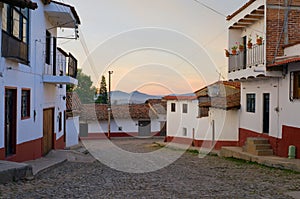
<box><xmin>138</xmin><ymin>120</ymin><xmax>151</xmax><ymax>136</ymax></box>
<box><xmin>263</xmin><ymin>93</ymin><xmax>270</xmax><ymax>134</ymax></box>
<box><xmin>43</xmin><ymin>108</ymin><xmax>54</xmax><ymax>155</ymax></box>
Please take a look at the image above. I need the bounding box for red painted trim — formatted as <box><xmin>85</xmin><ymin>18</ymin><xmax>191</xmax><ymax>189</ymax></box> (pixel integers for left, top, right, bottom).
<box><xmin>3</xmin><ymin>138</ymin><xmax>42</xmax><ymax>162</ymax></box>
<box><xmin>164</xmin><ymin>136</ymin><xmax>238</xmax><ymax>150</ymax></box>
<box><xmin>81</xmin><ymin>132</ymin><xmax>162</xmax><ymax>140</ymax></box>
<box><xmin>54</xmin><ymin>134</ymin><xmax>65</xmax><ymax>150</ymax></box>
<box><xmin>239</xmin><ymin>126</ymin><xmax>300</xmax><ymax>158</ymax></box>
<box><xmin>0</xmin><ymin>148</ymin><xmax>5</xmax><ymax>160</ymax></box>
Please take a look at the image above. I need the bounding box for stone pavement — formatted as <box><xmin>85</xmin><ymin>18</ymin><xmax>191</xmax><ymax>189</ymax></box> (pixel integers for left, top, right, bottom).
<box><xmin>0</xmin><ymin>144</ymin><xmax>95</xmax><ymax>184</ymax></box>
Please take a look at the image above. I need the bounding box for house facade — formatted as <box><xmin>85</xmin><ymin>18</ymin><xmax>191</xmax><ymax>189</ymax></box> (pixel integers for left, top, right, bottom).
<box><xmin>227</xmin><ymin>0</ymin><xmax>300</xmax><ymax>158</ymax></box>
<box><xmin>80</xmin><ymin>103</ymin><xmax>164</xmax><ymax>139</ymax></box>
<box><xmin>164</xmin><ymin>82</ymin><xmax>240</xmax><ymax>150</ymax></box>
<box><xmin>0</xmin><ymin>0</ymin><xmax>80</xmax><ymax>161</ymax></box>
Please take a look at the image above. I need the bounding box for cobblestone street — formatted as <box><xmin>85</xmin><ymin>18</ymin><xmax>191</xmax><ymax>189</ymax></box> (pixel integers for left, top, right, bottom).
<box><xmin>1</xmin><ymin>138</ymin><xmax>300</xmax><ymax>198</ymax></box>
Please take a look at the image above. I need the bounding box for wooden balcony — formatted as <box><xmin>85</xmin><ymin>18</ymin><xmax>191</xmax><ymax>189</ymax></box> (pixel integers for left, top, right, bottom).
<box><xmin>229</xmin><ymin>43</ymin><xmax>264</xmax><ymax>73</ymax></box>
<box><xmin>1</xmin><ymin>31</ymin><xmax>28</xmax><ymax>64</ymax></box>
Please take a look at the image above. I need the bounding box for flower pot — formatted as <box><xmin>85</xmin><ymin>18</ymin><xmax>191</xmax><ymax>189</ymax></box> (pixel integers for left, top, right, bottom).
<box><xmin>239</xmin><ymin>46</ymin><xmax>244</xmax><ymax>52</ymax></box>
<box><xmin>231</xmin><ymin>49</ymin><xmax>237</xmax><ymax>55</ymax></box>
<box><xmin>256</xmin><ymin>38</ymin><xmax>262</xmax><ymax>45</ymax></box>
<box><xmin>247</xmin><ymin>42</ymin><xmax>253</xmax><ymax>49</ymax></box>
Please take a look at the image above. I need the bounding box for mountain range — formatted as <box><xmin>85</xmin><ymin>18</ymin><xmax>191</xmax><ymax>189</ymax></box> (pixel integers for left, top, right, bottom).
<box><xmin>109</xmin><ymin>90</ymin><xmax>195</xmax><ymax>105</ymax></box>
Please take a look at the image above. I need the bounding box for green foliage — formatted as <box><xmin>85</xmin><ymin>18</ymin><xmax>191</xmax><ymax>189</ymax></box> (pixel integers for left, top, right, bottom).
<box><xmin>95</xmin><ymin>75</ymin><xmax>108</xmax><ymax>104</ymax></box>
<box><xmin>74</xmin><ymin>69</ymin><xmax>96</xmax><ymax>104</ymax></box>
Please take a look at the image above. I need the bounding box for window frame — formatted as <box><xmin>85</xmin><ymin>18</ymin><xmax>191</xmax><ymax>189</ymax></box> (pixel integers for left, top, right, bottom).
<box><xmin>171</xmin><ymin>102</ymin><xmax>176</xmax><ymax>112</ymax></box>
<box><xmin>182</xmin><ymin>103</ymin><xmax>188</xmax><ymax>113</ymax></box>
<box><xmin>290</xmin><ymin>71</ymin><xmax>300</xmax><ymax>101</ymax></box>
<box><xmin>246</xmin><ymin>93</ymin><xmax>256</xmax><ymax>113</ymax></box>
<box><xmin>21</xmin><ymin>89</ymin><xmax>30</xmax><ymax>119</ymax></box>
<box><xmin>2</xmin><ymin>4</ymin><xmax>29</xmax><ymax>43</ymax></box>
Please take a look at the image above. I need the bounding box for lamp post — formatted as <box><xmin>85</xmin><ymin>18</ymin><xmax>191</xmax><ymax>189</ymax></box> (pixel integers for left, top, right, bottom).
<box><xmin>108</xmin><ymin>71</ymin><xmax>113</xmax><ymax>139</ymax></box>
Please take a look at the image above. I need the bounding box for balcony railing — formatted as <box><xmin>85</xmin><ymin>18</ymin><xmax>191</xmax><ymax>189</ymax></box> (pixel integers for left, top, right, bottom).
<box><xmin>44</xmin><ymin>50</ymin><xmax>77</xmax><ymax>78</ymax></box>
<box><xmin>229</xmin><ymin>43</ymin><xmax>264</xmax><ymax>73</ymax></box>
<box><xmin>1</xmin><ymin>30</ymin><xmax>28</xmax><ymax>64</ymax></box>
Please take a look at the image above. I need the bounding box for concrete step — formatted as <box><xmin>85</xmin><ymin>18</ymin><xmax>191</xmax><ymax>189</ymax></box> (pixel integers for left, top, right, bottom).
<box><xmin>246</xmin><ymin>137</ymin><xmax>270</xmax><ymax>145</ymax></box>
<box><xmin>255</xmin><ymin>144</ymin><xmax>272</xmax><ymax>150</ymax></box>
<box><xmin>255</xmin><ymin>149</ymin><xmax>273</xmax><ymax>156</ymax></box>
<box><xmin>0</xmin><ymin>161</ymin><xmax>33</xmax><ymax>184</ymax></box>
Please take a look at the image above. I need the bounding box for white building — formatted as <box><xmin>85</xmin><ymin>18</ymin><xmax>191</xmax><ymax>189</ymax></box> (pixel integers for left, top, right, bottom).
<box><xmin>80</xmin><ymin>103</ymin><xmax>165</xmax><ymax>139</ymax></box>
<box><xmin>164</xmin><ymin>82</ymin><xmax>240</xmax><ymax>150</ymax></box>
<box><xmin>0</xmin><ymin>0</ymin><xmax>80</xmax><ymax>161</ymax></box>
<box><xmin>227</xmin><ymin>0</ymin><xmax>300</xmax><ymax>158</ymax></box>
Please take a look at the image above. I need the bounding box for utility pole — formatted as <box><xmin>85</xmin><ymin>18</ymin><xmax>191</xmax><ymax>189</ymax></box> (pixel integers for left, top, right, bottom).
<box><xmin>107</xmin><ymin>71</ymin><xmax>113</xmax><ymax>139</ymax></box>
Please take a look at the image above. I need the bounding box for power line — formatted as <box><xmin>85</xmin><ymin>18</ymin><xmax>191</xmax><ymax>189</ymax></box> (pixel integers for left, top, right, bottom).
<box><xmin>192</xmin><ymin>0</ymin><xmax>227</xmax><ymax>17</ymax></box>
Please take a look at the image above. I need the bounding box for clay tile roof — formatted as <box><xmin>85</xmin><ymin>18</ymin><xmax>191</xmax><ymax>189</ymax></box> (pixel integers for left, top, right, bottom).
<box><xmin>81</xmin><ymin>104</ymin><xmax>158</xmax><ymax>121</ymax></box>
<box><xmin>1</xmin><ymin>0</ymin><xmax>38</xmax><ymax>10</ymax></box>
<box><xmin>146</xmin><ymin>99</ymin><xmax>167</xmax><ymax>115</ymax></box>
<box><xmin>226</xmin><ymin>0</ymin><xmax>256</xmax><ymax>20</ymax></box>
<box><xmin>162</xmin><ymin>95</ymin><xmax>197</xmax><ymax>101</ymax></box>
<box><xmin>196</xmin><ymin>81</ymin><xmax>241</xmax><ymax>110</ymax></box>
<box><xmin>66</xmin><ymin>92</ymin><xmax>82</xmax><ymax>112</ymax></box>
<box><xmin>268</xmin><ymin>56</ymin><xmax>300</xmax><ymax>67</ymax></box>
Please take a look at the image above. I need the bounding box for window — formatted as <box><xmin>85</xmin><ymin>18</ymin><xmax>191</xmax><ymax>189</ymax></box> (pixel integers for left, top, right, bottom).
<box><xmin>291</xmin><ymin>71</ymin><xmax>300</xmax><ymax>100</ymax></box>
<box><xmin>2</xmin><ymin>4</ymin><xmax>29</xmax><ymax>43</ymax></box>
<box><xmin>183</xmin><ymin>127</ymin><xmax>187</xmax><ymax>136</ymax></box>
<box><xmin>21</xmin><ymin>89</ymin><xmax>30</xmax><ymax>119</ymax></box>
<box><xmin>118</xmin><ymin>126</ymin><xmax>123</xmax><ymax>131</ymax></box>
<box><xmin>246</xmin><ymin>93</ymin><xmax>255</xmax><ymax>113</ymax></box>
<box><xmin>182</xmin><ymin>104</ymin><xmax>188</xmax><ymax>113</ymax></box>
<box><xmin>58</xmin><ymin>112</ymin><xmax>62</xmax><ymax>132</ymax></box>
<box><xmin>171</xmin><ymin>103</ymin><xmax>176</xmax><ymax>112</ymax></box>
<box><xmin>198</xmin><ymin>107</ymin><xmax>209</xmax><ymax>118</ymax></box>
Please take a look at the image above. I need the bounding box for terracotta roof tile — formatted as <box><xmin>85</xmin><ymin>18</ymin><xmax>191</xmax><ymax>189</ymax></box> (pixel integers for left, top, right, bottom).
<box><xmin>268</xmin><ymin>57</ymin><xmax>300</xmax><ymax>67</ymax></box>
<box><xmin>81</xmin><ymin>104</ymin><xmax>158</xmax><ymax>121</ymax></box>
<box><xmin>66</xmin><ymin>92</ymin><xmax>82</xmax><ymax>112</ymax></box>
<box><xmin>197</xmin><ymin>81</ymin><xmax>241</xmax><ymax>110</ymax></box>
<box><xmin>226</xmin><ymin>0</ymin><xmax>255</xmax><ymax>20</ymax></box>
<box><xmin>146</xmin><ymin>99</ymin><xmax>167</xmax><ymax>115</ymax></box>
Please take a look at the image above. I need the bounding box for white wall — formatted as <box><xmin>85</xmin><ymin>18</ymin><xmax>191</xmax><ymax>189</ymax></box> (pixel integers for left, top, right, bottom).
<box><xmin>88</xmin><ymin>118</ymin><xmax>161</xmax><ymax>134</ymax></box>
<box><xmin>280</xmin><ymin>63</ymin><xmax>300</xmax><ymax>129</ymax></box>
<box><xmin>240</xmin><ymin>78</ymin><xmax>280</xmax><ymax>138</ymax></box>
<box><xmin>66</xmin><ymin>116</ymin><xmax>79</xmax><ymax>147</ymax></box>
<box><xmin>166</xmin><ymin>100</ymin><xmax>204</xmax><ymax>139</ymax></box>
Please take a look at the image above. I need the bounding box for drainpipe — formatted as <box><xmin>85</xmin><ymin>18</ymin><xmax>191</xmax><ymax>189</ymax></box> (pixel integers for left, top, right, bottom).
<box><xmin>284</xmin><ymin>0</ymin><xmax>289</xmax><ymax>45</ymax></box>
<box><xmin>276</xmin><ymin>77</ymin><xmax>280</xmax><ymax>155</ymax></box>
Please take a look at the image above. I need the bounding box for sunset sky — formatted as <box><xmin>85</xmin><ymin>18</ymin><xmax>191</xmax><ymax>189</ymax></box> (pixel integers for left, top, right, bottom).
<box><xmin>60</xmin><ymin>0</ymin><xmax>248</xmax><ymax>95</ymax></box>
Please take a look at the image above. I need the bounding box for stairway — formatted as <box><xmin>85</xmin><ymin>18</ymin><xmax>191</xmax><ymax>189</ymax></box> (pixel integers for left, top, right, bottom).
<box><xmin>243</xmin><ymin>137</ymin><xmax>273</xmax><ymax>156</ymax></box>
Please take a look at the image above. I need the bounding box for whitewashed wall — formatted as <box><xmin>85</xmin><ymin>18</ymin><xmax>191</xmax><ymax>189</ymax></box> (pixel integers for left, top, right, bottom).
<box><xmin>66</xmin><ymin>116</ymin><xmax>79</xmax><ymax>147</ymax></box>
<box><xmin>240</xmin><ymin>78</ymin><xmax>280</xmax><ymax>138</ymax></box>
<box><xmin>279</xmin><ymin>63</ymin><xmax>300</xmax><ymax>130</ymax></box>
<box><xmin>166</xmin><ymin>100</ymin><xmax>207</xmax><ymax>139</ymax></box>
<box><xmin>88</xmin><ymin>118</ymin><xmax>161</xmax><ymax>134</ymax></box>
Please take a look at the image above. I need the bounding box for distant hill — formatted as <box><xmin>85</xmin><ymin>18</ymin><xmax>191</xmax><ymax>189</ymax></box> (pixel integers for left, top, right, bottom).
<box><xmin>110</xmin><ymin>90</ymin><xmax>162</xmax><ymax>105</ymax></box>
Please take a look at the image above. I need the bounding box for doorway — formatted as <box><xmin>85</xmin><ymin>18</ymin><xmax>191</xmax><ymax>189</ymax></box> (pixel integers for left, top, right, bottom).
<box><xmin>138</xmin><ymin>120</ymin><xmax>151</xmax><ymax>136</ymax></box>
<box><xmin>263</xmin><ymin>93</ymin><xmax>270</xmax><ymax>134</ymax></box>
<box><xmin>43</xmin><ymin>108</ymin><xmax>54</xmax><ymax>155</ymax></box>
<box><xmin>5</xmin><ymin>88</ymin><xmax>17</xmax><ymax>157</ymax></box>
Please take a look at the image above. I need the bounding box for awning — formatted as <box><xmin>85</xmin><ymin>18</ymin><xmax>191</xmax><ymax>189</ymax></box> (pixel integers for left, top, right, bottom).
<box><xmin>268</xmin><ymin>57</ymin><xmax>300</xmax><ymax>67</ymax></box>
<box><xmin>0</xmin><ymin>0</ymin><xmax>38</xmax><ymax>10</ymax></box>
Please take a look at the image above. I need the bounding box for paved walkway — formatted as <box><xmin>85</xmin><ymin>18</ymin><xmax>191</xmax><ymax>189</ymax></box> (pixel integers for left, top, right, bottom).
<box><xmin>0</xmin><ymin>138</ymin><xmax>299</xmax><ymax>198</ymax></box>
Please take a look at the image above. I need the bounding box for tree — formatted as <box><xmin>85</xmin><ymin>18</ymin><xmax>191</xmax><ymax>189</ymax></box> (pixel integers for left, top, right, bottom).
<box><xmin>95</xmin><ymin>75</ymin><xmax>108</xmax><ymax>104</ymax></box>
<box><xmin>74</xmin><ymin>69</ymin><xmax>96</xmax><ymax>104</ymax></box>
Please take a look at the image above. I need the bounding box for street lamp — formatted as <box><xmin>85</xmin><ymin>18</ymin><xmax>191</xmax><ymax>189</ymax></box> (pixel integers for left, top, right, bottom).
<box><xmin>108</xmin><ymin>71</ymin><xmax>113</xmax><ymax>139</ymax></box>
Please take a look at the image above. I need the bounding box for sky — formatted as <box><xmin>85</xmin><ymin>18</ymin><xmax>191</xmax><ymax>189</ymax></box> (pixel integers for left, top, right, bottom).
<box><xmin>59</xmin><ymin>0</ymin><xmax>248</xmax><ymax>95</ymax></box>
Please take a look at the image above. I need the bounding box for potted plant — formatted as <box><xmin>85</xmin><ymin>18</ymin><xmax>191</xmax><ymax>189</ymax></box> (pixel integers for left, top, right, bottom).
<box><xmin>256</xmin><ymin>34</ymin><xmax>263</xmax><ymax>45</ymax></box>
<box><xmin>231</xmin><ymin>45</ymin><xmax>238</xmax><ymax>55</ymax></box>
<box><xmin>247</xmin><ymin>36</ymin><xmax>253</xmax><ymax>49</ymax></box>
<box><xmin>238</xmin><ymin>43</ymin><xmax>244</xmax><ymax>52</ymax></box>
<box><xmin>224</xmin><ymin>49</ymin><xmax>230</xmax><ymax>57</ymax></box>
